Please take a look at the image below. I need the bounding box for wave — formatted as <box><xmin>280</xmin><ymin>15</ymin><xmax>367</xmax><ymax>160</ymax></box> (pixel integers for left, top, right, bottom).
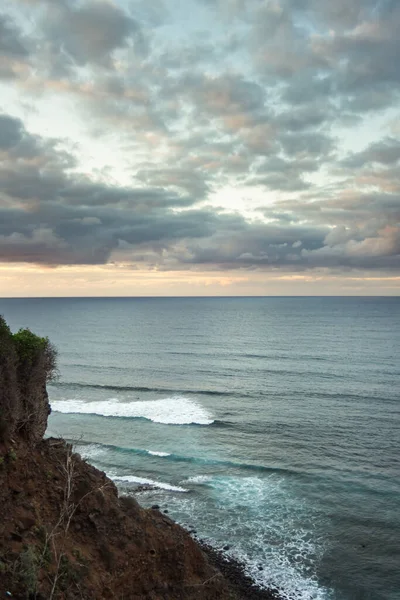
<box><xmin>109</xmin><ymin>473</ymin><xmax>188</xmax><ymax>493</ymax></box>
<box><xmin>50</xmin><ymin>381</ymin><xmax>236</xmax><ymax>397</ymax></box>
<box><xmin>147</xmin><ymin>450</ymin><xmax>171</xmax><ymax>457</ymax></box>
<box><xmin>51</xmin><ymin>396</ymin><xmax>214</xmax><ymax>425</ymax></box>
<box><xmin>75</xmin><ymin>440</ymin><xmax>292</xmax><ymax>477</ymax></box>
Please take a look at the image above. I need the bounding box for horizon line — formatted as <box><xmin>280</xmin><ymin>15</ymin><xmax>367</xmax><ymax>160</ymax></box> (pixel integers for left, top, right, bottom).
<box><xmin>0</xmin><ymin>295</ymin><xmax>399</xmax><ymax>299</ymax></box>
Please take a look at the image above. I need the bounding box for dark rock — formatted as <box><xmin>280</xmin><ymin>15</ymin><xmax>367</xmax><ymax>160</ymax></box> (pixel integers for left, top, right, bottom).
<box><xmin>151</xmin><ymin>504</ymin><xmax>160</xmax><ymax>510</ymax></box>
<box><xmin>199</xmin><ymin>540</ymin><xmax>283</xmax><ymax>600</ymax></box>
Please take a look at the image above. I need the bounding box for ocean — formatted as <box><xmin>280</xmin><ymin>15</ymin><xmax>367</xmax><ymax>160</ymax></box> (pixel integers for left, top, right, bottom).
<box><xmin>0</xmin><ymin>297</ymin><xmax>399</xmax><ymax>600</ymax></box>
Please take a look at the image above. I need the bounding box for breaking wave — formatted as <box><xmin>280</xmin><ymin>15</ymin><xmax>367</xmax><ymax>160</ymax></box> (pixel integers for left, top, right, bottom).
<box><xmin>51</xmin><ymin>396</ymin><xmax>214</xmax><ymax>425</ymax></box>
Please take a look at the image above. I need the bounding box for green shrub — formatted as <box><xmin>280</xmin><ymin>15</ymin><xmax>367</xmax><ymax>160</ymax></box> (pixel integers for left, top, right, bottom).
<box><xmin>12</xmin><ymin>328</ymin><xmax>58</xmax><ymax>383</ymax></box>
<box><xmin>13</xmin><ymin>328</ymin><xmax>47</xmax><ymax>362</ymax></box>
<box><xmin>16</xmin><ymin>545</ymin><xmax>39</xmax><ymax>595</ymax></box>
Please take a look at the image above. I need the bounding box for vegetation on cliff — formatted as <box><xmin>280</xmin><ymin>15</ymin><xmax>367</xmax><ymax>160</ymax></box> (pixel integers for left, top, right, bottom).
<box><xmin>0</xmin><ymin>316</ymin><xmax>57</xmax><ymax>444</ymax></box>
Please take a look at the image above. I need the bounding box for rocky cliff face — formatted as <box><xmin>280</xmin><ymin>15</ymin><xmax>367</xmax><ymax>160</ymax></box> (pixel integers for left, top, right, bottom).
<box><xmin>0</xmin><ymin>318</ymin><xmax>278</xmax><ymax>600</ymax></box>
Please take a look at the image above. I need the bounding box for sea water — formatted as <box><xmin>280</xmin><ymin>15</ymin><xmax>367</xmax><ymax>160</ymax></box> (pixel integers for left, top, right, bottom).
<box><xmin>1</xmin><ymin>297</ymin><xmax>399</xmax><ymax>600</ymax></box>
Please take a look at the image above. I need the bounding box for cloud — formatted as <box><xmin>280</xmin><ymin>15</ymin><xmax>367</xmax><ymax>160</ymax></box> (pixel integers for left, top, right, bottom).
<box><xmin>0</xmin><ymin>112</ymin><xmax>399</xmax><ymax>272</ymax></box>
<box><xmin>0</xmin><ymin>12</ymin><xmax>31</xmax><ymax>79</ymax></box>
<box><xmin>0</xmin><ymin>0</ymin><xmax>399</xmax><ymax>285</ymax></box>
<box><xmin>343</xmin><ymin>137</ymin><xmax>400</xmax><ymax>168</ymax></box>
<box><xmin>44</xmin><ymin>1</ymin><xmax>145</xmax><ymax>70</ymax></box>
<box><xmin>0</xmin><ymin>115</ymin><xmax>24</xmax><ymax>149</ymax></box>
<box><xmin>0</xmin><ymin>13</ymin><xmax>28</xmax><ymax>58</ymax></box>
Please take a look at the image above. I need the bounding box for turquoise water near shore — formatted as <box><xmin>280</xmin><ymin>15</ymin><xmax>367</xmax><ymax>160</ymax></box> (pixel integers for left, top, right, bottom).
<box><xmin>1</xmin><ymin>297</ymin><xmax>399</xmax><ymax>599</ymax></box>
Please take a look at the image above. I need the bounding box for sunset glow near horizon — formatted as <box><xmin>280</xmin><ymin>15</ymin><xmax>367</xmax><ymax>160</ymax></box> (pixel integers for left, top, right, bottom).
<box><xmin>0</xmin><ymin>0</ymin><xmax>400</xmax><ymax>296</ymax></box>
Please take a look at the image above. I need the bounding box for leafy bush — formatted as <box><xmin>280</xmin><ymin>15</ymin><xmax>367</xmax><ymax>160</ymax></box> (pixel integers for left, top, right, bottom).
<box><xmin>13</xmin><ymin>328</ymin><xmax>58</xmax><ymax>383</ymax></box>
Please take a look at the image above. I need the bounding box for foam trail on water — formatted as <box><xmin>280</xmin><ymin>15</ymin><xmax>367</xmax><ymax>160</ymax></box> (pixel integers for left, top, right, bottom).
<box><xmin>110</xmin><ymin>473</ymin><xmax>188</xmax><ymax>493</ymax></box>
<box><xmin>77</xmin><ymin>444</ymin><xmax>107</xmax><ymax>461</ymax></box>
<box><xmin>51</xmin><ymin>396</ymin><xmax>214</xmax><ymax>425</ymax></box>
<box><xmin>147</xmin><ymin>450</ymin><xmax>171</xmax><ymax>457</ymax></box>
<box><xmin>159</xmin><ymin>475</ymin><xmax>332</xmax><ymax>600</ymax></box>
<box><xmin>186</xmin><ymin>475</ymin><xmax>212</xmax><ymax>484</ymax></box>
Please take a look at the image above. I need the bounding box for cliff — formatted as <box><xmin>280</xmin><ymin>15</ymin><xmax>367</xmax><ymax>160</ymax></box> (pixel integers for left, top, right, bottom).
<box><xmin>0</xmin><ymin>317</ymin><xmax>279</xmax><ymax>600</ymax></box>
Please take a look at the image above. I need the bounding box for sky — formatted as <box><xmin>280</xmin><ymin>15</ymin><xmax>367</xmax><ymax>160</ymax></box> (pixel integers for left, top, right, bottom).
<box><xmin>0</xmin><ymin>0</ymin><xmax>399</xmax><ymax>296</ymax></box>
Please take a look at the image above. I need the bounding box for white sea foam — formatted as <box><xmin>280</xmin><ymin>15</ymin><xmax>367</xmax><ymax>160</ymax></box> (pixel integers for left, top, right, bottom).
<box><xmin>51</xmin><ymin>396</ymin><xmax>214</xmax><ymax>425</ymax></box>
<box><xmin>161</xmin><ymin>475</ymin><xmax>332</xmax><ymax>600</ymax></box>
<box><xmin>227</xmin><ymin>544</ymin><xmax>330</xmax><ymax>600</ymax></box>
<box><xmin>110</xmin><ymin>473</ymin><xmax>188</xmax><ymax>493</ymax></box>
<box><xmin>185</xmin><ymin>475</ymin><xmax>212</xmax><ymax>484</ymax></box>
<box><xmin>77</xmin><ymin>443</ymin><xmax>107</xmax><ymax>461</ymax></box>
<box><xmin>147</xmin><ymin>450</ymin><xmax>171</xmax><ymax>457</ymax></box>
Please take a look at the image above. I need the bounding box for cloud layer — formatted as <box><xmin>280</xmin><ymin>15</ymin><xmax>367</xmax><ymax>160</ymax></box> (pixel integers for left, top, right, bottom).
<box><xmin>0</xmin><ymin>0</ymin><xmax>399</xmax><ymax>280</ymax></box>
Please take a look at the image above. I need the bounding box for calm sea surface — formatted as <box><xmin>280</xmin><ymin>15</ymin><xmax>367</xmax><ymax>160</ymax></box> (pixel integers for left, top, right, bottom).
<box><xmin>0</xmin><ymin>297</ymin><xmax>399</xmax><ymax>600</ymax></box>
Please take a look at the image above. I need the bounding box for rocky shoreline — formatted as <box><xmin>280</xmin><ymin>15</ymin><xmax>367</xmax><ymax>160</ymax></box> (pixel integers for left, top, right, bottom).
<box><xmin>198</xmin><ymin>541</ymin><xmax>284</xmax><ymax>600</ymax></box>
<box><xmin>125</xmin><ymin>485</ymin><xmax>286</xmax><ymax>599</ymax></box>
<box><xmin>141</xmin><ymin>497</ymin><xmax>285</xmax><ymax>599</ymax></box>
